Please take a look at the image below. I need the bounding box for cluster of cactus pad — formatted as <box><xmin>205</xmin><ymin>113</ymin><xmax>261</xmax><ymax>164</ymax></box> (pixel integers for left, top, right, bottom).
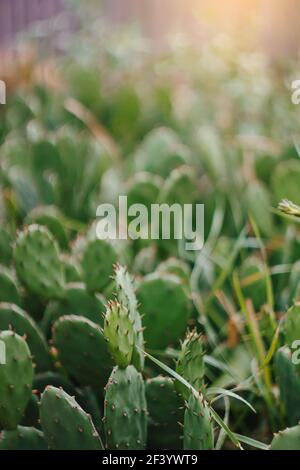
<box><xmin>0</xmin><ymin>218</ymin><xmax>300</xmax><ymax>450</ymax></box>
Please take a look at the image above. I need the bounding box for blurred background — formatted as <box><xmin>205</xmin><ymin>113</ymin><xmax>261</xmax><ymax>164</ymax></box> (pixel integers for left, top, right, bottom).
<box><xmin>0</xmin><ymin>0</ymin><xmax>300</xmax><ymax>58</ymax></box>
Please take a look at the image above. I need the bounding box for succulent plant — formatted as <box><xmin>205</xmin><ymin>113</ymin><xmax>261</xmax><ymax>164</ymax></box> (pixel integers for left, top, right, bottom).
<box><xmin>0</xmin><ymin>426</ymin><xmax>48</xmax><ymax>450</ymax></box>
<box><xmin>0</xmin><ymin>302</ymin><xmax>51</xmax><ymax>372</ymax></box>
<box><xmin>183</xmin><ymin>391</ymin><xmax>214</xmax><ymax>450</ymax></box>
<box><xmin>104</xmin><ymin>365</ymin><xmax>147</xmax><ymax>450</ymax></box>
<box><xmin>104</xmin><ymin>300</ymin><xmax>135</xmax><ymax>369</ymax></box>
<box><xmin>137</xmin><ymin>273</ymin><xmax>191</xmax><ymax>350</ymax></box>
<box><xmin>270</xmin><ymin>424</ymin><xmax>300</xmax><ymax>450</ymax></box>
<box><xmin>40</xmin><ymin>386</ymin><xmax>103</xmax><ymax>450</ymax></box>
<box><xmin>0</xmin><ymin>266</ymin><xmax>22</xmax><ymax>306</ymax></box>
<box><xmin>53</xmin><ymin>315</ymin><xmax>113</xmax><ymax>390</ymax></box>
<box><xmin>0</xmin><ymin>330</ymin><xmax>33</xmax><ymax>430</ymax></box>
<box><xmin>14</xmin><ymin>225</ymin><xmax>65</xmax><ymax>300</ymax></box>
<box><xmin>146</xmin><ymin>376</ymin><xmax>183</xmax><ymax>450</ymax></box>
<box><xmin>176</xmin><ymin>329</ymin><xmax>205</xmax><ymax>401</ymax></box>
<box><xmin>82</xmin><ymin>238</ymin><xmax>118</xmax><ymax>293</ymax></box>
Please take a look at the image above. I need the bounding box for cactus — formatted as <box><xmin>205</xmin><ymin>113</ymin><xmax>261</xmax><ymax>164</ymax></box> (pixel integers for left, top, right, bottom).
<box><xmin>176</xmin><ymin>329</ymin><xmax>205</xmax><ymax>401</ymax></box>
<box><xmin>61</xmin><ymin>254</ymin><xmax>82</xmax><ymax>283</ymax></box>
<box><xmin>137</xmin><ymin>273</ymin><xmax>191</xmax><ymax>350</ymax></box>
<box><xmin>0</xmin><ymin>227</ymin><xmax>13</xmax><ymax>266</ymax></box>
<box><xmin>14</xmin><ymin>225</ymin><xmax>65</xmax><ymax>300</ymax></box>
<box><xmin>0</xmin><ymin>426</ymin><xmax>48</xmax><ymax>450</ymax></box>
<box><xmin>160</xmin><ymin>165</ymin><xmax>199</xmax><ymax>205</ymax></box>
<box><xmin>41</xmin><ymin>283</ymin><xmax>105</xmax><ymax>336</ymax></box>
<box><xmin>0</xmin><ymin>266</ymin><xmax>22</xmax><ymax>306</ymax></box>
<box><xmin>40</xmin><ymin>386</ymin><xmax>103</xmax><ymax>450</ymax></box>
<box><xmin>274</xmin><ymin>347</ymin><xmax>300</xmax><ymax>426</ymax></box>
<box><xmin>82</xmin><ymin>238</ymin><xmax>118</xmax><ymax>293</ymax></box>
<box><xmin>22</xmin><ymin>394</ymin><xmax>40</xmax><ymax>428</ymax></box>
<box><xmin>25</xmin><ymin>205</ymin><xmax>68</xmax><ymax>249</ymax></box>
<box><xmin>146</xmin><ymin>376</ymin><xmax>183</xmax><ymax>450</ymax></box>
<box><xmin>104</xmin><ymin>365</ymin><xmax>147</xmax><ymax>450</ymax></box>
<box><xmin>183</xmin><ymin>391</ymin><xmax>214</xmax><ymax>450</ymax></box>
<box><xmin>53</xmin><ymin>315</ymin><xmax>113</xmax><ymax>390</ymax></box>
<box><xmin>270</xmin><ymin>425</ymin><xmax>300</xmax><ymax>450</ymax></box>
<box><xmin>104</xmin><ymin>300</ymin><xmax>135</xmax><ymax>369</ymax></box>
<box><xmin>115</xmin><ymin>265</ymin><xmax>144</xmax><ymax>372</ymax></box>
<box><xmin>0</xmin><ymin>302</ymin><xmax>51</xmax><ymax>372</ymax></box>
<box><xmin>0</xmin><ymin>331</ymin><xmax>33</xmax><ymax>430</ymax></box>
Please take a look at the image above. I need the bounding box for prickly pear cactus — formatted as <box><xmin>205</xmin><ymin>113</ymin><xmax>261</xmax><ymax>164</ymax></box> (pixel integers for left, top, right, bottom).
<box><xmin>176</xmin><ymin>329</ymin><xmax>205</xmax><ymax>401</ymax></box>
<box><xmin>0</xmin><ymin>426</ymin><xmax>48</xmax><ymax>450</ymax></box>
<box><xmin>25</xmin><ymin>205</ymin><xmax>68</xmax><ymax>249</ymax></box>
<box><xmin>183</xmin><ymin>391</ymin><xmax>214</xmax><ymax>450</ymax></box>
<box><xmin>0</xmin><ymin>302</ymin><xmax>51</xmax><ymax>372</ymax></box>
<box><xmin>137</xmin><ymin>273</ymin><xmax>191</xmax><ymax>350</ymax></box>
<box><xmin>82</xmin><ymin>239</ymin><xmax>118</xmax><ymax>293</ymax></box>
<box><xmin>104</xmin><ymin>365</ymin><xmax>147</xmax><ymax>450</ymax></box>
<box><xmin>270</xmin><ymin>424</ymin><xmax>300</xmax><ymax>450</ymax></box>
<box><xmin>156</xmin><ymin>257</ymin><xmax>191</xmax><ymax>287</ymax></box>
<box><xmin>104</xmin><ymin>300</ymin><xmax>135</xmax><ymax>368</ymax></box>
<box><xmin>0</xmin><ymin>266</ymin><xmax>21</xmax><ymax>306</ymax></box>
<box><xmin>53</xmin><ymin>315</ymin><xmax>113</xmax><ymax>389</ymax></box>
<box><xmin>115</xmin><ymin>265</ymin><xmax>144</xmax><ymax>372</ymax></box>
<box><xmin>14</xmin><ymin>225</ymin><xmax>65</xmax><ymax>300</ymax></box>
<box><xmin>0</xmin><ymin>331</ymin><xmax>33</xmax><ymax>430</ymax></box>
<box><xmin>40</xmin><ymin>386</ymin><xmax>103</xmax><ymax>450</ymax></box>
<box><xmin>126</xmin><ymin>172</ymin><xmax>162</xmax><ymax>210</ymax></box>
<box><xmin>41</xmin><ymin>282</ymin><xmax>105</xmax><ymax>336</ymax></box>
<box><xmin>274</xmin><ymin>347</ymin><xmax>300</xmax><ymax>426</ymax></box>
<box><xmin>0</xmin><ymin>227</ymin><xmax>13</xmax><ymax>266</ymax></box>
<box><xmin>146</xmin><ymin>376</ymin><xmax>183</xmax><ymax>450</ymax></box>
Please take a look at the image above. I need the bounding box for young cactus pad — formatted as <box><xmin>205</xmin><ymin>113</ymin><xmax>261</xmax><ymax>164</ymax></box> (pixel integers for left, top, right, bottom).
<box><xmin>176</xmin><ymin>329</ymin><xmax>205</xmax><ymax>401</ymax></box>
<box><xmin>183</xmin><ymin>391</ymin><xmax>214</xmax><ymax>450</ymax></box>
<box><xmin>104</xmin><ymin>300</ymin><xmax>135</xmax><ymax>369</ymax></box>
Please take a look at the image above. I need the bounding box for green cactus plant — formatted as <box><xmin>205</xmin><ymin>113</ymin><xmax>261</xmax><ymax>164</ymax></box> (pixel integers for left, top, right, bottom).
<box><xmin>0</xmin><ymin>331</ymin><xmax>33</xmax><ymax>430</ymax></box>
<box><xmin>183</xmin><ymin>391</ymin><xmax>214</xmax><ymax>450</ymax></box>
<box><xmin>115</xmin><ymin>265</ymin><xmax>144</xmax><ymax>372</ymax></box>
<box><xmin>137</xmin><ymin>273</ymin><xmax>191</xmax><ymax>350</ymax></box>
<box><xmin>270</xmin><ymin>424</ymin><xmax>300</xmax><ymax>450</ymax></box>
<box><xmin>40</xmin><ymin>386</ymin><xmax>103</xmax><ymax>450</ymax></box>
<box><xmin>146</xmin><ymin>376</ymin><xmax>183</xmax><ymax>450</ymax></box>
<box><xmin>0</xmin><ymin>227</ymin><xmax>13</xmax><ymax>266</ymax></box>
<box><xmin>104</xmin><ymin>365</ymin><xmax>147</xmax><ymax>450</ymax></box>
<box><xmin>14</xmin><ymin>225</ymin><xmax>65</xmax><ymax>300</ymax></box>
<box><xmin>176</xmin><ymin>329</ymin><xmax>205</xmax><ymax>401</ymax></box>
<box><xmin>25</xmin><ymin>205</ymin><xmax>69</xmax><ymax>250</ymax></box>
<box><xmin>53</xmin><ymin>315</ymin><xmax>113</xmax><ymax>390</ymax></box>
<box><xmin>274</xmin><ymin>347</ymin><xmax>300</xmax><ymax>426</ymax></box>
<box><xmin>41</xmin><ymin>283</ymin><xmax>106</xmax><ymax>336</ymax></box>
<box><xmin>0</xmin><ymin>426</ymin><xmax>48</xmax><ymax>450</ymax></box>
<box><xmin>82</xmin><ymin>238</ymin><xmax>118</xmax><ymax>293</ymax></box>
<box><xmin>0</xmin><ymin>302</ymin><xmax>51</xmax><ymax>372</ymax></box>
<box><xmin>0</xmin><ymin>266</ymin><xmax>22</xmax><ymax>306</ymax></box>
<box><xmin>104</xmin><ymin>300</ymin><xmax>135</xmax><ymax>369</ymax></box>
